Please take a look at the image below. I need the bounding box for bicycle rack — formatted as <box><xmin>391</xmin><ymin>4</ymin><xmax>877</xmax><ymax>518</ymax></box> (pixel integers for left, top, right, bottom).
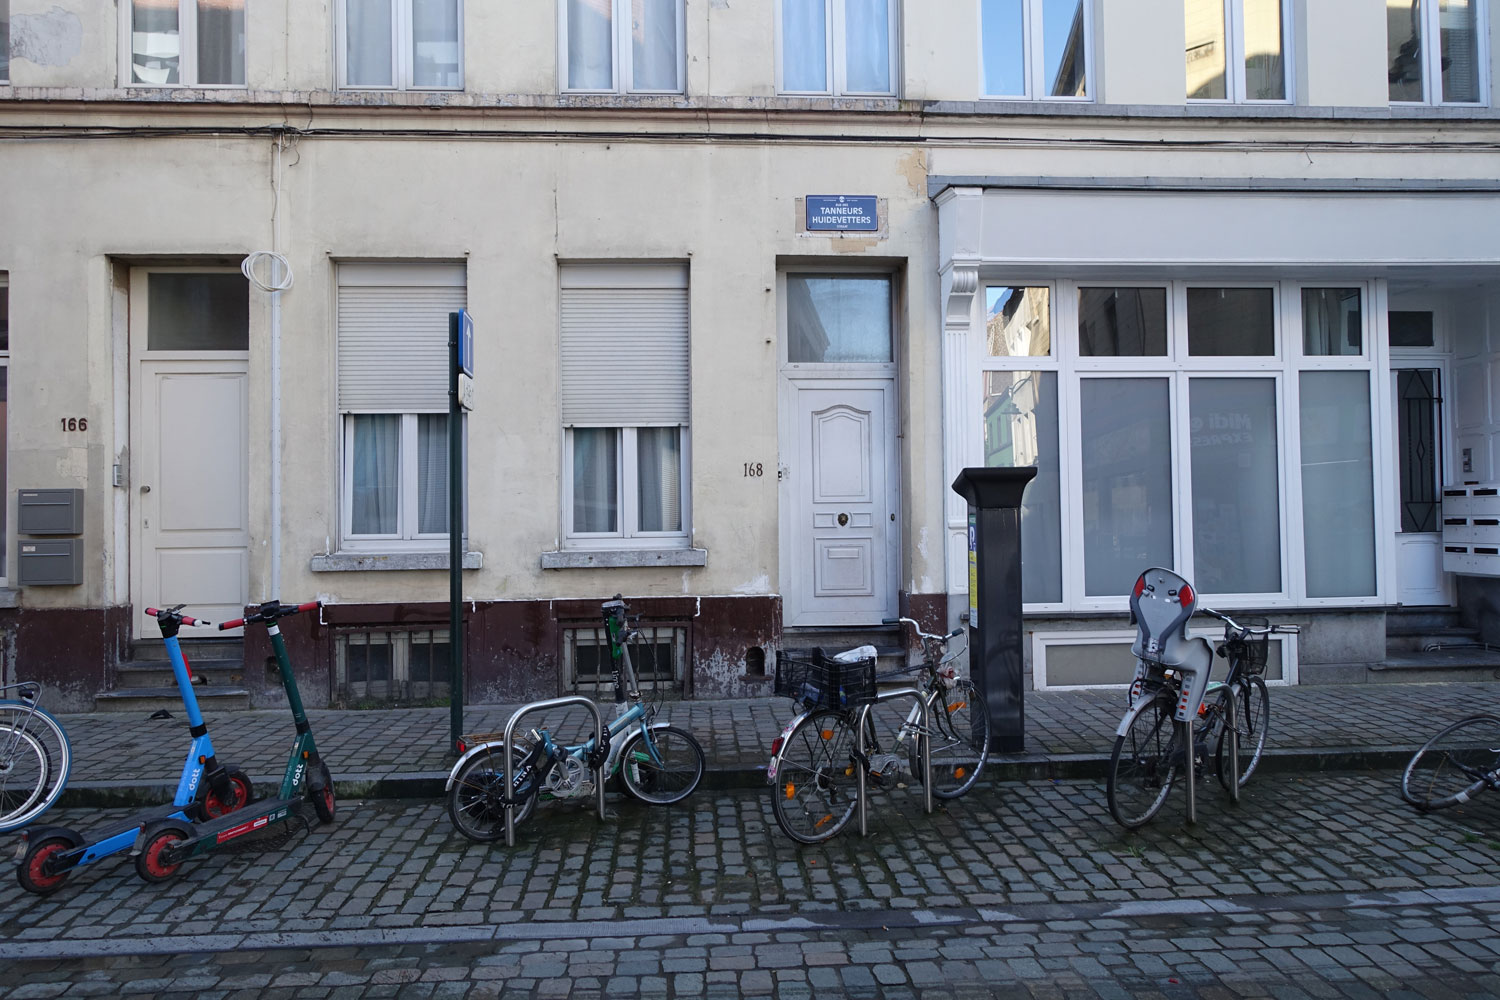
<box><xmin>499</xmin><ymin>695</ymin><xmax>607</xmax><ymax>848</ymax></box>
<box><xmin>854</xmin><ymin>687</ymin><xmax>933</xmax><ymax>837</ymax></box>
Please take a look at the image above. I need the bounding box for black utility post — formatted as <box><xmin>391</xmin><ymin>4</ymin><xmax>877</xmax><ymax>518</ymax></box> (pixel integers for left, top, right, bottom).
<box><xmin>951</xmin><ymin>467</ymin><xmax>1036</xmax><ymax>754</ymax></box>
<box><xmin>448</xmin><ymin>310</ymin><xmax>473</xmax><ymax>755</ymax></box>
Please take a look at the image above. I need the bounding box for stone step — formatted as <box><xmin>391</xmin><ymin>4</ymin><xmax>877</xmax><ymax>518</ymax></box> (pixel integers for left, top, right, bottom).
<box><xmin>1385</xmin><ymin>625</ymin><xmax>1486</xmax><ymax>654</ymax></box>
<box><xmin>92</xmin><ymin>686</ymin><xmax>253</xmax><ymax>713</ymax></box>
<box><xmin>112</xmin><ymin>659</ymin><xmax>247</xmax><ymax>689</ymax></box>
<box><xmin>127</xmin><ymin>637</ymin><xmax>244</xmax><ymax>663</ymax></box>
<box><xmin>1384</xmin><ymin>607</ymin><xmax>1464</xmax><ymax>631</ymax></box>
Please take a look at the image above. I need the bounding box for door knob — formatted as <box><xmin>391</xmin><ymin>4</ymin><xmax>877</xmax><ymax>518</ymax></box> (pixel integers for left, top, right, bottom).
<box><xmin>140</xmin><ymin>485</ymin><xmax>151</xmax><ymax>493</ymax></box>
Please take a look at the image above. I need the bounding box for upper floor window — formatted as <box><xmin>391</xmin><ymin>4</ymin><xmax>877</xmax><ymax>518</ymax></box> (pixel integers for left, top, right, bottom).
<box><xmin>339</xmin><ymin>0</ymin><xmax>462</xmax><ymax>91</ymax></box>
<box><xmin>123</xmin><ymin>0</ymin><xmax>246</xmax><ymax>87</ymax></box>
<box><xmin>1388</xmin><ymin>0</ymin><xmax>1488</xmax><ymax>104</ymax></box>
<box><xmin>980</xmin><ymin>0</ymin><xmax>1091</xmax><ymax>100</ymax></box>
<box><xmin>778</xmin><ymin>0</ymin><xmax>898</xmax><ymax>96</ymax></box>
<box><xmin>1185</xmin><ymin>0</ymin><xmax>1289</xmax><ymax>102</ymax></box>
<box><xmin>562</xmin><ymin>0</ymin><xmax>685</xmax><ymax>94</ymax></box>
<box><xmin>1</xmin><ymin>2</ymin><xmax>10</xmax><ymax>84</ymax></box>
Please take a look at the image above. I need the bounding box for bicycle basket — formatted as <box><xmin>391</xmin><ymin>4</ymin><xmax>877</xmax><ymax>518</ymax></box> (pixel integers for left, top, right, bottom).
<box><xmin>774</xmin><ymin>648</ymin><xmax>876</xmax><ymax>711</ymax></box>
<box><xmin>1227</xmin><ymin>617</ymin><xmax>1270</xmax><ymax>674</ymax></box>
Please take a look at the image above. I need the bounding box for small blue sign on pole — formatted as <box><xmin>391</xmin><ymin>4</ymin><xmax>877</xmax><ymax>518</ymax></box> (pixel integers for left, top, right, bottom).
<box><xmin>805</xmin><ymin>195</ymin><xmax>879</xmax><ymax>232</ymax></box>
<box><xmin>456</xmin><ymin>309</ymin><xmax>475</xmax><ymax>377</ymax></box>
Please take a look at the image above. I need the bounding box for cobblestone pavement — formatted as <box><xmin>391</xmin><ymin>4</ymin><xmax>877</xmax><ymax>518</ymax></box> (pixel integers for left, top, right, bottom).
<box><xmin>4</xmin><ymin>771</ymin><xmax>1499</xmax><ymax>997</ymax></box>
<box><xmin>46</xmin><ymin>681</ymin><xmax>1500</xmax><ymax>798</ymax></box>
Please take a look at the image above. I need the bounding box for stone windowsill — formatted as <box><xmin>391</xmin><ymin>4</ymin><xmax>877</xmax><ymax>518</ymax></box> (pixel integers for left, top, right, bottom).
<box><xmin>541</xmin><ymin>548</ymin><xmax>708</xmax><ymax>570</ymax></box>
<box><xmin>310</xmin><ymin>551</ymin><xmax>484</xmax><ymax>572</ymax></box>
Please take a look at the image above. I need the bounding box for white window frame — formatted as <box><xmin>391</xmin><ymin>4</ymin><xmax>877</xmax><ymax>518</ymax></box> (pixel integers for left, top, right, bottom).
<box><xmin>1389</xmin><ymin>0</ymin><xmax>1491</xmax><ymax>106</ymax></box>
<box><xmin>335</xmin><ymin>0</ymin><xmax>465</xmax><ymax>92</ymax></box>
<box><xmin>776</xmin><ymin>0</ymin><xmax>900</xmax><ymax>97</ymax></box>
<box><xmin>979</xmin><ymin>278</ymin><xmax>1384</xmax><ymax>616</ymax></box>
<box><xmin>558</xmin><ymin>0</ymin><xmax>686</xmax><ymax>95</ymax></box>
<box><xmin>1185</xmin><ymin>0</ymin><xmax>1293</xmax><ymax>104</ymax></box>
<box><xmin>978</xmin><ymin>0</ymin><xmax>1093</xmax><ymax>101</ymax></box>
<box><xmin>339</xmin><ymin>413</ymin><xmax>464</xmax><ymax>549</ymax></box>
<box><xmin>118</xmin><ymin>0</ymin><xmax>247</xmax><ymax>88</ymax></box>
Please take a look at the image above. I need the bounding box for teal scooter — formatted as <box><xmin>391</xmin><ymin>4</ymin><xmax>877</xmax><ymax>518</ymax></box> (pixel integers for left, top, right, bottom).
<box><xmin>132</xmin><ymin>600</ymin><xmax>335</xmax><ymax>882</ymax></box>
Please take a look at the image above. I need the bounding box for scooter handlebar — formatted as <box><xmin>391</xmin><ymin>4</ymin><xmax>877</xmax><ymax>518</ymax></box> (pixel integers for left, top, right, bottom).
<box><xmin>144</xmin><ymin>606</ymin><xmax>213</xmax><ymax>627</ymax></box>
<box><xmin>218</xmin><ymin>600</ymin><xmax>322</xmax><ymax>630</ymax></box>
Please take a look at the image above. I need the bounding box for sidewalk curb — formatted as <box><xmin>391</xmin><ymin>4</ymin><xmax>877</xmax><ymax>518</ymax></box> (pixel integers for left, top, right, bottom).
<box><xmin>51</xmin><ymin>745</ymin><xmax>1419</xmax><ymax>810</ymax></box>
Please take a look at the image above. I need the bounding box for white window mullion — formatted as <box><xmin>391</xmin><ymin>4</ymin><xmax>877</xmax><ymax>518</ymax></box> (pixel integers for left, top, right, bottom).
<box><xmin>613</xmin><ymin>0</ymin><xmax>628</xmax><ymax>93</ymax></box>
<box><xmin>178</xmin><ymin>0</ymin><xmax>198</xmax><ymax>87</ymax></box>
<box><xmin>1025</xmin><ymin>0</ymin><xmax>1041</xmax><ymax>99</ymax></box>
<box><xmin>397</xmin><ymin>0</ymin><xmax>412</xmax><ymax>90</ymax></box>
<box><xmin>622</xmin><ymin>427</ymin><xmax>640</xmax><ymax>537</ymax></box>
<box><xmin>1169</xmin><ymin>371</ymin><xmax>1192</xmax><ymax>592</ymax></box>
<box><xmin>1226</xmin><ymin>0</ymin><xmax>1244</xmax><ymax>101</ymax></box>
<box><xmin>828</xmin><ymin>0</ymin><xmax>842</xmax><ymax>94</ymax></box>
<box><xmin>399</xmin><ymin>414</ymin><xmax>418</xmax><ymax>538</ymax></box>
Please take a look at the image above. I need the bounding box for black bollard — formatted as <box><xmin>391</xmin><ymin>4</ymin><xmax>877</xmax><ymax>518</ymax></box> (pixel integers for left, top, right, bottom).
<box><xmin>951</xmin><ymin>467</ymin><xmax>1036</xmax><ymax>754</ymax></box>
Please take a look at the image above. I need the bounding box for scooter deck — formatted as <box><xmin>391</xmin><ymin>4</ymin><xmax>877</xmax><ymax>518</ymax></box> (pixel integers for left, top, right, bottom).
<box><xmin>48</xmin><ymin>802</ymin><xmax>194</xmax><ymax>870</ymax></box>
<box><xmin>176</xmin><ymin>795</ymin><xmax>308</xmax><ymax>858</ymax></box>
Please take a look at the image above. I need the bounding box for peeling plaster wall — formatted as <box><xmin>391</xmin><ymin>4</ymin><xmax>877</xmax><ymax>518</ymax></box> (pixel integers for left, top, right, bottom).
<box><xmin>7</xmin><ymin>3</ymin><xmax>103</xmax><ymax>88</ymax></box>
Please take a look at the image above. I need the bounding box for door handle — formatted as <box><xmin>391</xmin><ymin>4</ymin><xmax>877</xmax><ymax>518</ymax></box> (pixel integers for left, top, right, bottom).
<box><xmin>140</xmin><ymin>485</ymin><xmax>151</xmax><ymax>493</ymax></box>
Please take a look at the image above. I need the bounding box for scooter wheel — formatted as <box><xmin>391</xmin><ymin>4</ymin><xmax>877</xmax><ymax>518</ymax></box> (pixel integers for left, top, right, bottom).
<box><xmin>309</xmin><ymin>760</ymin><xmax>335</xmax><ymax>825</ymax></box>
<box><xmin>135</xmin><ymin>827</ymin><xmax>186</xmax><ymax>883</ymax></box>
<box><xmin>200</xmin><ymin>768</ymin><xmax>254</xmax><ymax>820</ymax></box>
<box><xmin>17</xmin><ymin>836</ymin><xmax>73</xmax><ymax>896</ymax></box>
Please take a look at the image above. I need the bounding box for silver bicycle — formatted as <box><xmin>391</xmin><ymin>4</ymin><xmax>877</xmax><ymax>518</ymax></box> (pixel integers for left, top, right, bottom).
<box><xmin>0</xmin><ymin>682</ymin><xmax>72</xmax><ymax>833</ymax></box>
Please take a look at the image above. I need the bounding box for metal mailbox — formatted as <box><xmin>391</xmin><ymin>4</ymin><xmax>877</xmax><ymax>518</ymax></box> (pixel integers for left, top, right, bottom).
<box><xmin>17</xmin><ymin>489</ymin><xmax>84</xmax><ymax>535</ymax></box>
<box><xmin>17</xmin><ymin>539</ymin><xmax>83</xmax><ymax>586</ymax></box>
<box><xmin>1441</xmin><ymin>483</ymin><xmax>1500</xmax><ymax>578</ymax></box>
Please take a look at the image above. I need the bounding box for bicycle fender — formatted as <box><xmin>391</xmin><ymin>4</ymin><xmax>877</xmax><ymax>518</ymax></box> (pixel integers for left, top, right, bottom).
<box><xmin>444</xmin><ymin>741</ymin><xmax>507</xmax><ymax>792</ymax></box>
<box><xmin>766</xmin><ymin>709</ymin><xmax>817</xmax><ymax>785</ymax></box>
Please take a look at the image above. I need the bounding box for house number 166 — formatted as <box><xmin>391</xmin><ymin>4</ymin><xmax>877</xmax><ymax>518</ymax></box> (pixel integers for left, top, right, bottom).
<box><xmin>60</xmin><ymin>417</ymin><xmax>88</xmax><ymax>432</ymax></box>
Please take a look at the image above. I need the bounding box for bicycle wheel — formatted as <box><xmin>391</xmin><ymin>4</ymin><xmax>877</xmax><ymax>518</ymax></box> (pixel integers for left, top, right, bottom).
<box><xmin>770</xmin><ymin>709</ymin><xmax>859</xmax><ymax>844</ymax></box>
<box><xmin>0</xmin><ymin>726</ymin><xmax>49</xmax><ymax>832</ymax></box>
<box><xmin>619</xmin><ymin>725</ymin><xmax>705</xmax><ymax>805</ymax></box>
<box><xmin>0</xmin><ymin>700</ymin><xmax>70</xmax><ymax>833</ymax></box>
<box><xmin>1216</xmin><ymin>675</ymin><xmax>1270</xmax><ymax>790</ymax></box>
<box><xmin>1107</xmin><ymin>691</ymin><xmax>1180</xmax><ymax>829</ymax></box>
<box><xmin>1401</xmin><ymin>714</ymin><xmax>1500</xmax><ymax>812</ymax></box>
<box><xmin>447</xmin><ymin>744</ymin><xmax>538</xmax><ymax>842</ymax></box>
<box><xmin>916</xmin><ymin>679</ymin><xmax>991</xmax><ymax>799</ymax></box>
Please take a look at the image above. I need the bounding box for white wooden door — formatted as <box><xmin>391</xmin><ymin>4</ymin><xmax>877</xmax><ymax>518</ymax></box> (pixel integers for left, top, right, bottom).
<box><xmin>133</xmin><ymin>362</ymin><xmax>250</xmax><ymax>635</ymax></box>
<box><xmin>781</xmin><ymin>380</ymin><xmax>898</xmax><ymax>626</ymax></box>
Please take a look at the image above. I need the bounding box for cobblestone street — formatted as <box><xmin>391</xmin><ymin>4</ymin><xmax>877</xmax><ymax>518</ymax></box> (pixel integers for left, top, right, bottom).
<box><xmin>4</xmin><ymin>771</ymin><xmax>1499</xmax><ymax>997</ymax></box>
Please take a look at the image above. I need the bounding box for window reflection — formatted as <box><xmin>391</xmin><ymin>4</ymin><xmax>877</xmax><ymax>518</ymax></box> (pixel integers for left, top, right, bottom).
<box><xmin>984</xmin><ymin>371</ymin><xmax>1061</xmax><ymax>603</ymax></box>
<box><xmin>1042</xmin><ymin>0</ymin><xmax>1087</xmax><ymax>97</ymax></box>
<box><xmin>787</xmin><ymin>276</ymin><xmax>892</xmax><ymax>363</ymax></box>
<box><xmin>1078</xmin><ymin>288</ymin><xmax>1167</xmax><ymax>357</ymax></box>
<box><xmin>1243</xmin><ymin>0</ymin><xmax>1285</xmax><ymax>100</ymax></box>
<box><xmin>1302</xmin><ymin>288</ymin><xmax>1362</xmax><ymax>356</ymax></box>
<box><xmin>986</xmin><ymin>286</ymin><xmax>1050</xmax><ymax>357</ymax></box>
<box><xmin>1185</xmin><ymin>0</ymin><xmax>1227</xmax><ymax>99</ymax></box>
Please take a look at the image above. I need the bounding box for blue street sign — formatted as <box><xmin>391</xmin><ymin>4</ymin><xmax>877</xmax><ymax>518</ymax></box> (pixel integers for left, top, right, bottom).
<box><xmin>457</xmin><ymin>309</ymin><xmax>474</xmax><ymax>377</ymax></box>
<box><xmin>805</xmin><ymin>195</ymin><xmax>878</xmax><ymax>232</ymax></box>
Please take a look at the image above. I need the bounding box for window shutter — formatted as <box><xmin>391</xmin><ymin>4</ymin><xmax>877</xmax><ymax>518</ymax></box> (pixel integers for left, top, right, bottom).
<box><xmin>561</xmin><ymin>266</ymin><xmax>689</xmax><ymax>426</ymax></box>
<box><xmin>338</xmin><ymin>264</ymin><xmax>466</xmax><ymax>412</ymax></box>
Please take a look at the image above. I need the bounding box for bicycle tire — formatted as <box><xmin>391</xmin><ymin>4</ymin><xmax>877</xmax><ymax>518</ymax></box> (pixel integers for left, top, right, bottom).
<box><xmin>770</xmin><ymin>709</ymin><xmax>859</xmax><ymax>844</ymax></box>
<box><xmin>0</xmin><ymin>726</ymin><xmax>49</xmax><ymax>832</ymax></box>
<box><xmin>619</xmin><ymin>725</ymin><xmax>704</xmax><ymax>805</ymax></box>
<box><xmin>1107</xmin><ymin>690</ymin><xmax>1180</xmax><ymax>829</ymax></box>
<box><xmin>1215</xmin><ymin>675</ymin><xmax>1270</xmax><ymax>790</ymax></box>
<box><xmin>447</xmin><ymin>744</ymin><xmax>539</xmax><ymax>842</ymax></box>
<box><xmin>914</xmin><ymin>679</ymin><xmax>991</xmax><ymax>799</ymax></box>
<box><xmin>1401</xmin><ymin>714</ymin><xmax>1500</xmax><ymax>812</ymax></box>
<box><xmin>0</xmin><ymin>700</ymin><xmax>70</xmax><ymax>833</ymax></box>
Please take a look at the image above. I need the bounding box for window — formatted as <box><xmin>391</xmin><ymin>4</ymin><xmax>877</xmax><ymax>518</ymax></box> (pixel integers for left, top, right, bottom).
<box><xmin>561</xmin><ymin>265</ymin><xmax>690</xmax><ymax>547</ymax></box>
<box><xmin>1388</xmin><ymin>0</ymin><xmax>1487</xmax><ymax>104</ymax></box>
<box><xmin>980</xmin><ymin>0</ymin><xmax>1091</xmax><ymax>100</ymax></box>
<box><xmin>1</xmin><ymin>2</ymin><xmax>9</xmax><ymax>84</ymax></box>
<box><xmin>562</xmin><ymin>0</ymin><xmax>685</xmax><ymax>94</ymax></box>
<box><xmin>335</xmin><ymin>628</ymin><xmax>450</xmax><ymax>705</ymax></box>
<box><xmin>122</xmin><ymin>0</ymin><xmax>246</xmax><ymax>86</ymax></box>
<box><xmin>1185</xmin><ymin>0</ymin><xmax>1289</xmax><ymax>102</ymax></box>
<box><xmin>565</xmin><ymin>623</ymin><xmax>686</xmax><ymax>696</ymax></box>
<box><xmin>0</xmin><ymin>276</ymin><xmax>7</xmax><ymax>584</ymax></box>
<box><xmin>336</xmin><ymin>263</ymin><xmax>466</xmax><ymax>548</ymax></box>
<box><xmin>778</xmin><ymin>0</ymin><xmax>898</xmax><ymax>96</ymax></box>
<box><xmin>339</xmin><ymin>0</ymin><xmax>462</xmax><ymax>90</ymax></box>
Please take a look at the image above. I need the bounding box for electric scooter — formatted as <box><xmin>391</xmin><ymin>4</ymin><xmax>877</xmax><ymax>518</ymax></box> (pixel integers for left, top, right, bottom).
<box><xmin>15</xmin><ymin>605</ymin><xmax>254</xmax><ymax>895</ymax></box>
<box><xmin>131</xmin><ymin>600</ymin><xmax>335</xmax><ymax>882</ymax></box>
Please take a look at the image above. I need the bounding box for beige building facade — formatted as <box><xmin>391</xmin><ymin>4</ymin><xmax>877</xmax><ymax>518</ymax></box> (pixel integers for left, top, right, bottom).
<box><xmin>2</xmin><ymin>1</ymin><xmax>1499</xmax><ymax>709</ymax></box>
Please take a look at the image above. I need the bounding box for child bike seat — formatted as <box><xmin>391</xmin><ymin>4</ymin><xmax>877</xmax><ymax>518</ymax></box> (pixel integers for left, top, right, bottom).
<box><xmin>1128</xmin><ymin>567</ymin><xmax>1214</xmax><ymax>723</ymax></box>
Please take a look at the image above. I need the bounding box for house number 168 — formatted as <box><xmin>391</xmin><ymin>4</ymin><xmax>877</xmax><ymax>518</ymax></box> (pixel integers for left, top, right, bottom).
<box><xmin>743</xmin><ymin>462</ymin><xmax>763</xmax><ymax>477</ymax></box>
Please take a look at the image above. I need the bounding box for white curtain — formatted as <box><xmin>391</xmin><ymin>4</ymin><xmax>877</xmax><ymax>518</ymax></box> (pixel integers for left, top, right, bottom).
<box><xmin>197</xmin><ymin>0</ymin><xmax>246</xmax><ymax>85</ymax></box>
<box><xmin>637</xmin><ymin>428</ymin><xmax>681</xmax><ymax>532</ymax></box>
<box><xmin>573</xmin><ymin>428</ymin><xmax>619</xmax><ymax>533</ymax></box>
<box><xmin>632</xmin><ymin>0</ymin><xmax>679</xmax><ymax>91</ymax></box>
<box><xmin>346</xmin><ymin>0</ymin><xmax>394</xmax><ymax>87</ymax></box>
<box><xmin>569</xmin><ymin>0</ymin><xmax>614</xmax><ymax>89</ymax></box>
<box><xmin>352</xmin><ymin>414</ymin><xmax>400</xmax><ymax>535</ymax></box>
<box><xmin>781</xmin><ymin>0</ymin><xmax>828</xmax><ymax>91</ymax></box>
<box><xmin>416</xmin><ymin>414</ymin><xmax>449</xmax><ymax>535</ymax></box>
<box><xmin>843</xmin><ymin>0</ymin><xmax>890</xmax><ymax>93</ymax></box>
<box><xmin>412</xmin><ymin>0</ymin><xmax>461</xmax><ymax>88</ymax></box>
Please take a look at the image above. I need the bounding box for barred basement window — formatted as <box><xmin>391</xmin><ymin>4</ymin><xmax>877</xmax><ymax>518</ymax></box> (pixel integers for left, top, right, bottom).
<box><xmin>564</xmin><ymin>623</ymin><xmax>685</xmax><ymax>698</ymax></box>
<box><xmin>335</xmin><ymin>628</ymin><xmax>451</xmax><ymax>705</ymax></box>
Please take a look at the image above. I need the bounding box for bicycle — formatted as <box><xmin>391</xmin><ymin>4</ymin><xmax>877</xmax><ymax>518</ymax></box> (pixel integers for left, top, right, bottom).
<box><xmin>0</xmin><ymin>681</ymin><xmax>71</xmax><ymax>834</ymax></box>
<box><xmin>446</xmin><ymin>596</ymin><xmax>705</xmax><ymax>842</ymax></box>
<box><xmin>1401</xmin><ymin>713</ymin><xmax>1500</xmax><ymax>812</ymax></box>
<box><xmin>1107</xmin><ymin>567</ymin><xmax>1298</xmax><ymax>829</ymax></box>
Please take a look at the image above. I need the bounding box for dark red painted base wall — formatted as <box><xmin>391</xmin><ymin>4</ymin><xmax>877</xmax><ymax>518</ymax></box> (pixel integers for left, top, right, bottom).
<box><xmin>0</xmin><ymin>606</ymin><xmax>130</xmax><ymax>712</ymax></box>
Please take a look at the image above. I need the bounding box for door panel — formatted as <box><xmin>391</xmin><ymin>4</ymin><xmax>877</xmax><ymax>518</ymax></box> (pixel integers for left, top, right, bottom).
<box><xmin>1392</xmin><ymin>366</ymin><xmax>1449</xmax><ymax>606</ymax></box>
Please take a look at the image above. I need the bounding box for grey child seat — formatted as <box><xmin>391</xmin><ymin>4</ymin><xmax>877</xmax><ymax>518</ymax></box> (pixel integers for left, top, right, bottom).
<box><xmin>1127</xmin><ymin>567</ymin><xmax>1215</xmax><ymax>725</ymax></box>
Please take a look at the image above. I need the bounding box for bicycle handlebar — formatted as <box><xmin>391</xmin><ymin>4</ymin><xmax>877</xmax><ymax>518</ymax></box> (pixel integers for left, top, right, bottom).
<box><xmin>218</xmin><ymin>600</ymin><xmax>321</xmax><ymax>630</ymax></box>
<box><xmin>145</xmin><ymin>606</ymin><xmax>212</xmax><ymax>627</ymax></box>
<box><xmin>882</xmin><ymin>617</ymin><xmax>965</xmax><ymax>643</ymax></box>
<box><xmin>1199</xmin><ymin>607</ymin><xmax>1300</xmax><ymax>636</ymax></box>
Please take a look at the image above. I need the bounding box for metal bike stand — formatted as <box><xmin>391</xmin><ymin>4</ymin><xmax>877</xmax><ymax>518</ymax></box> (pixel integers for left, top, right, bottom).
<box><xmin>1226</xmin><ymin>688</ymin><xmax>1240</xmax><ymax>805</ymax></box>
<box><xmin>1182</xmin><ymin>719</ymin><xmax>1196</xmax><ymax>825</ymax></box>
<box><xmin>854</xmin><ymin>688</ymin><xmax>933</xmax><ymax>837</ymax></box>
<box><xmin>500</xmin><ymin>695</ymin><xmax>606</xmax><ymax>848</ymax></box>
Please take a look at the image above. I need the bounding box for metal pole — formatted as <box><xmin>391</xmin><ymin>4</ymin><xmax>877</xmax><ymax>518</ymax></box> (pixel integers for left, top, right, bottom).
<box><xmin>1183</xmin><ymin>719</ymin><xmax>1196</xmax><ymax>825</ymax></box>
<box><xmin>1228</xmin><ymin>687</ymin><xmax>1240</xmax><ymax>804</ymax></box>
<box><xmin>855</xmin><ymin>704</ymin><xmax>870</xmax><ymax>837</ymax></box>
<box><xmin>448</xmin><ymin>313</ymin><xmax>463</xmax><ymax>755</ymax></box>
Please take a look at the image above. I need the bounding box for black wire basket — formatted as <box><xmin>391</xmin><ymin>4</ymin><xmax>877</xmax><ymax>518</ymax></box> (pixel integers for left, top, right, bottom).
<box><xmin>1228</xmin><ymin>616</ymin><xmax>1270</xmax><ymax>674</ymax></box>
<box><xmin>774</xmin><ymin>648</ymin><xmax>876</xmax><ymax>711</ymax></box>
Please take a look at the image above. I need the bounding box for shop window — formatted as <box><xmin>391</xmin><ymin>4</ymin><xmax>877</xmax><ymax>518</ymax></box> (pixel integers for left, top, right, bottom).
<box><xmin>985</xmin><ymin>286</ymin><xmax>1051</xmax><ymax>358</ymax></box>
<box><xmin>562</xmin><ymin>0</ymin><xmax>684</xmax><ymax>93</ymax></box>
<box><xmin>980</xmin><ymin>0</ymin><xmax>1091</xmax><ymax>100</ymax></box>
<box><xmin>1388</xmin><ymin>0</ymin><xmax>1487</xmax><ymax>105</ymax></box>
<box><xmin>983</xmin><ymin>370</ymin><xmax>1061</xmax><ymax>603</ymax></box>
<box><xmin>1302</xmin><ymin>288</ymin><xmax>1363</xmax><ymax>356</ymax></box>
<box><xmin>123</xmin><ymin>0</ymin><xmax>246</xmax><ymax>86</ymax></box>
<box><xmin>778</xmin><ymin>0</ymin><xmax>898</xmax><ymax>96</ymax></box>
<box><xmin>1186</xmin><ymin>0</ymin><xmax>1289</xmax><ymax>102</ymax></box>
<box><xmin>1300</xmin><ymin>371</ymin><xmax>1377</xmax><ymax>597</ymax></box>
<box><xmin>339</xmin><ymin>0</ymin><xmax>462</xmax><ymax>90</ymax></box>
<box><xmin>1189</xmin><ymin>378</ymin><xmax>1281</xmax><ymax>594</ymax></box>
<box><xmin>1078</xmin><ymin>287</ymin><xmax>1167</xmax><ymax>357</ymax></box>
<box><xmin>1187</xmin><ymin>287</ymin><xmax>1275</xmax><ymax>356</ymax></box>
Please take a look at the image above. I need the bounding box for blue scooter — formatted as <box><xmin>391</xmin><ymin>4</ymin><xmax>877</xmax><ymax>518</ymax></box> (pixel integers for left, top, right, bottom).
<box><xmin>13</xmin><ymin>605</ymin><xmax>253</xmax><ymax>894</ymax></box>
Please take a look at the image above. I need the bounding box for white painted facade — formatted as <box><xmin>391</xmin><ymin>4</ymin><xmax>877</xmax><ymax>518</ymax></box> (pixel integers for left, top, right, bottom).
<box><xmin>1</xmin><ymin>1</ymin><xmax>1498</xmax><ymax>705</ymax></box>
